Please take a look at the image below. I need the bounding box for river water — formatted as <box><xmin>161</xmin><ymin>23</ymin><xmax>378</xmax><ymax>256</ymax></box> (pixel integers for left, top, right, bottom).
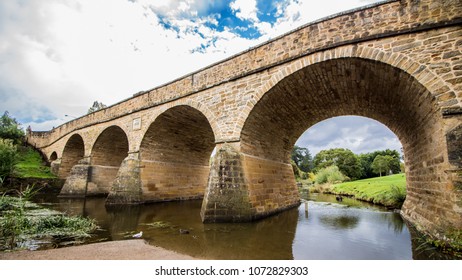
<box><xmin>28</xmin><ymin>191</ymin><xmax>439</xmax><ymax>259</ymax></box>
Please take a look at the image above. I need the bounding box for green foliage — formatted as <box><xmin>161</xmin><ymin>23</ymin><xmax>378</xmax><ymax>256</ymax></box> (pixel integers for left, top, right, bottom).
<box><xmin>371</xmin><ymin>155</ymin><xmax>395</xmax><ymax>176</ymax></box>
<box><xmin>313</xmin><ymin>148</ymin><xmax>362</xmax><ymax>180</ymax></box>
<box><xmin>415</xmin><ymin>229</ymin><xmax>462</xmax><ymax>259</ymax></box>
<box><xmin>291</xmin><ymin>145</ymin><xmax>313</xmax><ymax>172</ymax></box>
<box><xmin>0</xmin><ymin>139</ymin><xmax>18</xmax><ymax>179</ymax></box>
<box><xmin>0</xmin><ymin>186</ymin><xmax>97</xmax><ymax>250</ymax></box>
<box><xmin>315</xmin><ymin>165</ymin><xmax>347</xmax><ymax>184</ymax></box>
<box><xmin>14</xmin><ymin>146</ymin><xmax>56</xmax><ymax>178</ymax></box>
<box><xmin>359</xmin><ymin>149</ymin><xmax>401</xmax><ymax>178</ymax></box>
<box><xmin>0</xmin><ymin>111</ymin><xmax>25</xmax><ymax>144</ymax></box>
<box><xmin>332</xmin><ymin>174</ymin><xmax>406</xmax><ymax>208</ymax></box>
<box><xmin>389</xmin><ymin>184</ymin><xmax>406</xmax><ymax>205</ymax></box>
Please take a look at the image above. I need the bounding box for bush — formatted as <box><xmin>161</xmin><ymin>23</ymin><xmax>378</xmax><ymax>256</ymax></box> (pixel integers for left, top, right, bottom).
<box><xmin>0</xmin><ymin>139</ymin><xmax>18</xmax><ymax>179</ymax></box>
<box><xmin>389</xmin><ymin>184</ymin><xmax>406</xmax><ymax>206</ymax></box>
<box><xmin>0</xmin><ymin>112</ymin><xmax>25</xmax><ymax>144</ymax></box>
<box><xmin>315</xmin><ymin>165</ymin><xmax>347</xmax><ymax>184</ymax></box>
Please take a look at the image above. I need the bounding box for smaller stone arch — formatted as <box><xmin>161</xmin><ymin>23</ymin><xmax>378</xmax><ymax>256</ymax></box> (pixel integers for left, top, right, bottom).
<box><xmin>88</xmin><ymin>125</ymin><xmax>129</xmax><ymax>195</ymax></box>
<box><xmin>48</xmin><ymin>151</ymin><xmax>59</xmax><ymax>176</ymax></box>
<box><xmin>59</xmin><ymin>134</ymin><xmax>85</xmax><ymax>179</ymax></box>
<box><xmin>138</xmin><ymin>104</ymin><xmax>216</xmax><ymax>202</ymax></box>
<box><xmin>49</xmin><ymin>151</ymin><xmax>58</xmax><ymax>162</ymax></box>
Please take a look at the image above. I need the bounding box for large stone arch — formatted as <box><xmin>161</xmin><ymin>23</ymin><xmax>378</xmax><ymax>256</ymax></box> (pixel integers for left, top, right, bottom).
<box><xmin>88</xmin><ymin>125</ymin><xmax>129</xmax><ymax>195</ymax></box>
<box><xmin>203</xmin><ymin>55</ymin><xmax>461</xmax><ymax>236</ymax></box>
<box><xmin>59</xmin><ymin>134</ymin><xmax>85</xmax><ymax>179</ymax></box>
<box><xmin>235</xmin><ymin>45</ymin><xmax>455</xmax><ymax>136</ymax></box>
<box><xmin>137</xmin><ymin>105</ymin><xmax>216</xmax><ymax>202</ymax></box>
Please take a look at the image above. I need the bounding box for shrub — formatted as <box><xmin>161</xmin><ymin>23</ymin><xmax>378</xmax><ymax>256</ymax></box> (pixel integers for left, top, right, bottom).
<box><xmin>0</xmin><ymin>138</ymin><xmax>18</xmax><ymax>179</ymax></box>
<box><xmin>389</xmin><ymin>184</ymin><xmax>406</xmax><ymax>206</ymax></box>
<box><xmin>315</xmin><ymin>165</ymin><xmax>347</xmax><ymax>184</ymax></box>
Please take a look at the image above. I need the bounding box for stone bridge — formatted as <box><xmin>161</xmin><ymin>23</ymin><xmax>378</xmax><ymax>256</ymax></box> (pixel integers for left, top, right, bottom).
<box><xmin>27</xmin><ymin>0</ymin><xmax>462</xmax><ymax>240</ymax></box>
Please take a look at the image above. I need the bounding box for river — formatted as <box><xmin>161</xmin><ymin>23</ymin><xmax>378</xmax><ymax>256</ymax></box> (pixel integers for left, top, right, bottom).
<box><xmin>27</xmin><ymin>191</ymin><xmax>446</xmax><ymax>259</ymax></box>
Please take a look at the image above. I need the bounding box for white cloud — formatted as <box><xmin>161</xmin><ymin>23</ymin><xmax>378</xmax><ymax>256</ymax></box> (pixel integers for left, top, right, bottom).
<box><xmin>296</xmin><ymin>116</ymin><xmax>403</xmax><ymax>156</ymax></box>
<box><xmin>230</xmin><ymin>0</ymin><xmax>259</xmax><ymax>22</ymax></box>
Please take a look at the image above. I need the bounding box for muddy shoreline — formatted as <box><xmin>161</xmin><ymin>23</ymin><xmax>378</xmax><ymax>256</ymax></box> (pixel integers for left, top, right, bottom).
<box><xmin>0</xmin><ymin>239</ymin><xmax>197</xmax><ymax>260</ymax></box>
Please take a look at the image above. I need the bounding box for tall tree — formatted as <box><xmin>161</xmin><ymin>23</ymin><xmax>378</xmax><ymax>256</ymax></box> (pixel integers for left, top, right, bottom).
<box><xmin>88</xmin><ymin>101</ymin><xmax>107</xmax><ymax>114</ymax></box>
<box><xmin>371</xmin><ymin>155</ymin><xmax>395</xmax><ymax>176</ymax></box>
<box><xmin>291</xmin><ymin>145</ymin><xmax>313</xmax><ymax>172</ymax></box>
<box><xmin>0</xmin><ymin>111</ymin><xmax>25</xmax><ymax>144</ymax></box>
<box><xmin>313</xmin><ymin>148</ymin><xmax>362</xmax><ymax>180</ymax></box>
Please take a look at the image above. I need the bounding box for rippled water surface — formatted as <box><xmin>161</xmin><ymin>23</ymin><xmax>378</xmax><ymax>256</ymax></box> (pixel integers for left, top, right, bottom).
<box><xmin>31</xmin><ymin>192</ymin><xmax>419</xmax><ymax>259</ymax></box>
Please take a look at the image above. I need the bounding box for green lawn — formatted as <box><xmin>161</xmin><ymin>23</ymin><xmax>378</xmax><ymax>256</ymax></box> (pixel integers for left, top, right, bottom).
<box><xmin>13</xmin><ymin>147</ymin><xmax>57</xmax><ymax>179</ymax></box>
<box><xmin>331</xmin><ymin>174</ymin><xmax>406</xmax><ymax>208</ymax></box>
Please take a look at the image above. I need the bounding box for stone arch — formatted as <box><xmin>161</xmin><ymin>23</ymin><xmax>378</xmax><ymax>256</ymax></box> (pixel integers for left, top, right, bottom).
<box><xmin>59</xmin><ymin>134</ymin><xmax>85</xmax><ymax>179</ymax></box>
<box><xmin>236</xmin><ymin>45</ymin><xmax>454</xmax><ymax>137</ymax></box>
<box><xmin>91</xmin><ymin>125</ymin><xmax>129</xmax><ymax>166</ymax></box>
<box><xmin>49</xmin><ymin>151</ymin><xmax>58</xmax><ymax>162</ymax></box>
<box><xmin>239</xmin><ymin>56</ymin><xmax>455</xmax><ymax>233</ymax></box>
<box><xmin>138</xmin><ymin>99</ymin><xmax>219</xmax><ymax>149</ymax></box>
<box><xmin>139</xmin><ymin>105</ymin><xmax>216</xmax><ymax>202</ymax></box>
<box><xmin>88</xmin><ymin>125</ymin><xmax>129</xmax><ymax>195</ymax></box>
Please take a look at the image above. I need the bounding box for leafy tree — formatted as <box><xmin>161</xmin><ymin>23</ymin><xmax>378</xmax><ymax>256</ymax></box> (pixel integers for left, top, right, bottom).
<box><xmin>360</xmin><ymin>149</ymin><xmax>401</xmax><ymax>178</ymax></box>
<box><xmin>87</xmin><ymin>101</ymin><xmax>107</xmax><ymax>114</ymax></box>
<box><xmin>291</xmin><ymin>145</ymin><xmax>313</xmax><ymax>172</ymax></box>
<box><xmin>371</xmin><ymin>155</ymin><xmax>395</xmax><ymax>176</ymax></box>
<box><xmin>0</xmin><ymin>138</ymin><xmax>18</xmax><ymax>179</ymax></box>
<box><xmin>313</xmin><ymin>148</ymin><xmax>362</xmax><ymax>180</ymax></box>
<box><xmin>0</xmin><ymin>111</ymin><xmax>25</xmax><ymax>144</ymax></box>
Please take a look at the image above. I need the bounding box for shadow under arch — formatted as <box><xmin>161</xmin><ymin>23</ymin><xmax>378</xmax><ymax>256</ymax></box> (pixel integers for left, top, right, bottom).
<box><xmin>49</xmin><ymin>151</ymin><xmax>58</xmax><ymax>162</ymax></box>
<box><xmin>238</xmin><ymin>57</ymin><xmax>450</xmax><ymax>232</ymax></box>
<box><xmin>139</xmin><ymin>105</ymin><xmax>216</xmax><ymax>202</ymax></box>
<box><xmin>59</xmin><ymin>134</ymin><xmax>85</xmax><ymax>179</ymax></box>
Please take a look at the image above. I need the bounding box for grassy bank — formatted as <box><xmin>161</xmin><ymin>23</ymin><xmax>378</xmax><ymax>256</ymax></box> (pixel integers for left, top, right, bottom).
<box><xmin>309</xmin><ymin>174</ymin><xmax>407</xmax><ymax>208</ymax></box>
<box><xmin>13</xmin><ymin>146</ymin><xmax>56</xmax><ymax>179</ymax></box>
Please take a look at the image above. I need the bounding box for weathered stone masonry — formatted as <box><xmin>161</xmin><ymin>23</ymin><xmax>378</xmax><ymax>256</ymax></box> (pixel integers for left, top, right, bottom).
<box><xmin>27</xmin><ymin>0</ymin><xmax>462</xmax><ymax>240</ymax></box>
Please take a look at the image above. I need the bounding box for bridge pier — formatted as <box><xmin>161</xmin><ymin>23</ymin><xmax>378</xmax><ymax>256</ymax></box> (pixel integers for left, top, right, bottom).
<box><xmin>106</xmin><ymin>152</ymin><xmax>142</xmax><ymax>204</ymax></box>
<box><xmin>59</xmin><ymin>157</ymin><xmax>91</xmax><ymax>197</ymax></box>
<box><xmin>201</xmin><ymin>143</ymin><xmax>300</xmax><ymax>223</ymax></box>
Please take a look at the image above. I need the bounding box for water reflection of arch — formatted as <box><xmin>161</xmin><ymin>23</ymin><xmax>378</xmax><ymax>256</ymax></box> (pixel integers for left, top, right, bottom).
<box><xmin>200</xmin><ymin>207</ymin><xmax>299</xmax><ymax>259</ymax></box>
<box><xmin>131</xmin><ymin>201</ymin><xmax>299</xmax><ymax>259</ymax></box>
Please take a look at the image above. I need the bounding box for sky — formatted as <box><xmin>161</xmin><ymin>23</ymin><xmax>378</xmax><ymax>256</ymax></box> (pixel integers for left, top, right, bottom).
<box><xmin>0</xmin><ymin>0</ymin><xmax>402</xmax><ymax>156</ymax></box>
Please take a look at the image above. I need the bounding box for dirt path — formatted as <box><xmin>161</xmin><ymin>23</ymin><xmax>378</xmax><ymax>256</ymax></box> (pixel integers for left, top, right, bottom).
<box><xmin>0</xmin><ymin>240</ymin><xmax>197</xmax><ymax>260</ymax></box>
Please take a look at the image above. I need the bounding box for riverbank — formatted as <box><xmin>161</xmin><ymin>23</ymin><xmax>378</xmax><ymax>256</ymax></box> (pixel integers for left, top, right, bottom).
<box><xmin>307</xmin><ymin>174</ymin><xmax>406</xmax><ymax>209</ymax></box>
<box><xmin>0</xmin><ymin>239</ymin><xmax>197</xmax><ymax>260</ymax></box>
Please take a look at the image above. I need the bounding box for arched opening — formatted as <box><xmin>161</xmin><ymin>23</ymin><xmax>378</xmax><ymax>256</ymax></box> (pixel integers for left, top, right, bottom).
<box><xmin>293</xmin><ymin>116</ymin><xmax>404</xmax><ymax>196</ymax></box>
<box><xmin>240</xmin><ymin>58</ymin><xmax>446</xmax><ymax>225</ymax></box>
<box><xmin>89</xmin><ymin>126</ymin><xmax>129</xmax><ymax>194</ymax></box>
<box><xmin>139</xmin><ymin>105</ymin><xmax>216</xmax><ymax>202</ymax></box>
<box><xmin>59</xmin><ymin>134</ymin><xmax>85</xmax><ymax>179</ymax></box>
<box><xmin>49</xmin><ymin>151</ymin><xmax>58</xmax><ymax>162</ymax></box>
